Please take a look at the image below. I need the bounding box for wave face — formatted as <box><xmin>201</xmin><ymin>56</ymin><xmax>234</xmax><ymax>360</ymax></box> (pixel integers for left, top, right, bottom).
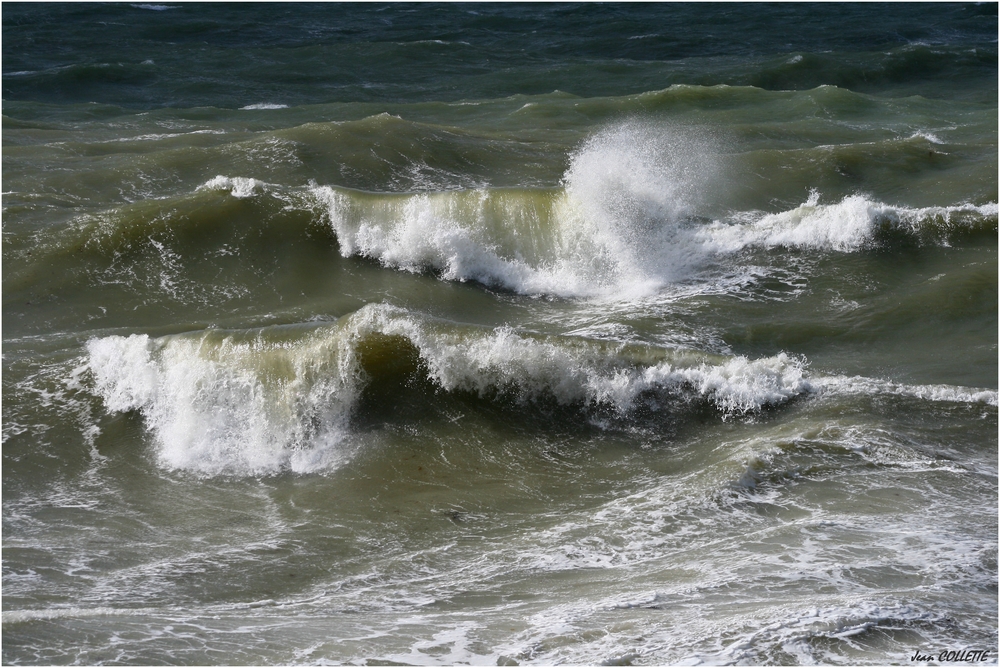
<box><xmin>85</xmin><ymin>329</ymin><xmax>355</xmax><ymax>476</ymax></box>
<box><xmin>4</xmin><ymin>4</ymin><xmax>997</xmax><ymax>667</ymax></box>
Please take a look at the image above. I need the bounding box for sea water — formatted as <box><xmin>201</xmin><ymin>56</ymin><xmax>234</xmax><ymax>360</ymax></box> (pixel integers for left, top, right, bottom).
<box><xmin>3</xmin><ymin>3</ymin><xmax>997</xmax><ymax>664</ymax></box>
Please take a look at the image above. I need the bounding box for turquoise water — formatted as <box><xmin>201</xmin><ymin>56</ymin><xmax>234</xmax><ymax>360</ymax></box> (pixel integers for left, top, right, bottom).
<box><xmin>3</xmin><ymin>3</ymin><xmax>997</xmax><ymax>665</ymax></box>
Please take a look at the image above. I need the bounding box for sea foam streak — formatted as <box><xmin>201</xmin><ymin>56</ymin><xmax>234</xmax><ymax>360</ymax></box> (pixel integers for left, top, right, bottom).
<box><xmin>85</xmin><ymin>304</ymin><xmax>995</xmax><ymax>476</ymax></box>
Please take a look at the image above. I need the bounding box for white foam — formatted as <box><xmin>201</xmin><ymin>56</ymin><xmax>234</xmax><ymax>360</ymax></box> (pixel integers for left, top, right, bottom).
<box><xmin>85</xmin><ymin>329</ymin><xmax>358</xmax><ymax>476</ymax></box>
<box><xmin>198</xmin><ymin>175</ymin><xmax>263</xmax><ymax>199</ymax></box>
<box><xmin>3</xmin><ymin>607</ymin><xmax>159</xmax><ymax>624</ymax></box>
<box><xmin>814</xmin><ymin>375</ymin><xmax>998</xmax><ymax>406</ymax></box>
<box><xmin>560</xmin><ymin>121</ymin><xmax>715</xmax><ymax>285</ymax></box>
<box><xmin>240</xmin><ymin>103</ymin><xmax>289</xmax><ymax>110</ymax></box>
<box><xmin>344</xmin><ymin>305</ymin><xmax>811</xmax><ymax>414</ymax></box>
<box><xmin>687</xmin><ymin>602</ymin><xmax>943</xmax><ymax>665</ymax></box>
<box><xmin>701</xmin><ymin>192</ymin><xmax>997</xmax><ymax>253</ymax></box>
<box><xmin>312</xmin><ymin>186</ymin><xmax>553</xmax><ymax>293</ymax></box>
<box><xmin>312</xmin><ymin>122</ymin><xmax>719</xmax><ymax>299</ymax></box>
<box><xmin>909</xmin><ymin>130</ymin><xmax>945</xmax><ymax>144</ymax></box>
<box><xmin>87</xmin><ymin>334</ymin><xmax>160</xmax><ymax>413</ymax></box>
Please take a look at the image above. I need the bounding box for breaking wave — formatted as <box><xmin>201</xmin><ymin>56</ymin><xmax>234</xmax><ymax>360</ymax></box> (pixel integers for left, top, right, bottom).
<box><xmin>303</xmin><ymin>121</ymin><xmax>996</xmax><ymax>298</ymax></box>
<box><xmin>311</xmin><ymin>184</ymin><xmax>995</xmax><ymax>300</ymax></box>
<box><xmin>83</xmin><ymin>304</ymin><xmax>996</xmax><ymax>477</ymax></box>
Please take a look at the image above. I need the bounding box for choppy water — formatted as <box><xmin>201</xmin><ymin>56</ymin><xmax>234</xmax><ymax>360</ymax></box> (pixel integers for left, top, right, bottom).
<box><xmin>3</xmin><ymin>3</ymin><xmax>997</xmax><ymax>665</ymax></box>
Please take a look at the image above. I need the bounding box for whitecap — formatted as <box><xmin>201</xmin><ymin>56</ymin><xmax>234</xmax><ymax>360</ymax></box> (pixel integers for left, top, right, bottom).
<box><xmin>198</xmin><ymin>175</ymin><xmax>263</xmax><ymax>199</ymax></box>
<box><xmin>699</xmin><ymin>191</ymin><xmax>997</xmax><ymax>253</ymax></box>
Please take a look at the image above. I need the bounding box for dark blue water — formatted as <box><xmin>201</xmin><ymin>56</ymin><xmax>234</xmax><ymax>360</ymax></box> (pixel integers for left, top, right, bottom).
<box><xmin>4</xmin><ymin>3</ymin><xmax>997</xmax><ymax>109</ymax></box>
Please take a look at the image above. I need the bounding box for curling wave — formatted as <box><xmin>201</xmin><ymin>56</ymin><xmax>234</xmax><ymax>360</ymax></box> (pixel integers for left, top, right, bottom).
<box><xmin>84</xmin><ymin>304</ymin><xmax>808</xmax><ymax>475</ymax></box>
<box><xmin>84</xmin><ymin>304</ymin><xmax>996</xmax><ymax>477</ymax></box>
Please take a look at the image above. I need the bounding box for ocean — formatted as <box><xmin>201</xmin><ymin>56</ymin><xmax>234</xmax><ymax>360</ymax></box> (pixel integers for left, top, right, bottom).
<box><xmin>2</xmin><ymin>3</ymin><xmax>997</xmax><ymax>665</ymax></box>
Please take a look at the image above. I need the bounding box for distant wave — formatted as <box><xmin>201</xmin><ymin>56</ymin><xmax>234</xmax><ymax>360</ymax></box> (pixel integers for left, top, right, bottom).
<box><xmin>16</xmin><ymin>115</ymin><xmax>994</xmax><ymax>307</ymax></box>
<box><xmin>50</xmin><ymin>164</ymin><xmax>994</xmax><ymax>305</ymax></box>
<box><xmin>198</xmin><ymin>175</ymin><xmax>264</xmax><ymax>199</ymax></box>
